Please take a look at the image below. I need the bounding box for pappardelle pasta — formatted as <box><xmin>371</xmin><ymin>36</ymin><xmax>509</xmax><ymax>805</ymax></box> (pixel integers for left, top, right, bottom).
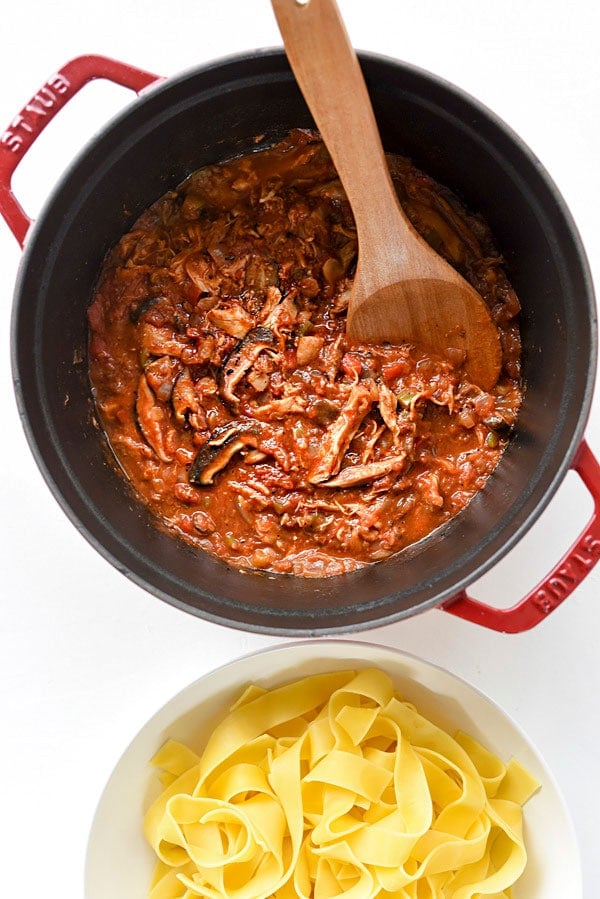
<box><xmin>144</xmin><ymin>669</ymin><xmax>539</xmax><ymax>899</ymax></box>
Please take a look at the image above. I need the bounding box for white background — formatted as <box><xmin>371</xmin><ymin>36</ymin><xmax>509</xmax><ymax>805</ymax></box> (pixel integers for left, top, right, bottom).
<box><xmin>1</xmin><ymin>1</ymin><xmax>599</xmax><ymax>896</ymax></box>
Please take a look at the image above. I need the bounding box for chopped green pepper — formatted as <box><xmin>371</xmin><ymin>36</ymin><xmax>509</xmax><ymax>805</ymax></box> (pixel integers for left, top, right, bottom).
<box><xmin>396</xmin><ymin>389</ymin><xmax>419</xmax><ymax>409</ymax></box>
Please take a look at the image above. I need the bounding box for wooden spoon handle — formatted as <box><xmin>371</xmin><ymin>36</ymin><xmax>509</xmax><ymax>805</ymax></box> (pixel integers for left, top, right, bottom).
<box><xmin>271</xmin><ymin>0</ymin><xmax>408</xmax><ymax>248</ymax></box>
<box><xmin>272</xmin><ymin>0</ymin><xmax>502</xmax><ymax>390</ymax></box>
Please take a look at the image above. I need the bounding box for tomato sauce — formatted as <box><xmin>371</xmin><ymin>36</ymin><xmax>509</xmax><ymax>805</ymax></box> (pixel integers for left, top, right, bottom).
<box><xmin>88</xmin><ymin>130</ymin><xmax>522</xmax><ymax>577</ymax></box>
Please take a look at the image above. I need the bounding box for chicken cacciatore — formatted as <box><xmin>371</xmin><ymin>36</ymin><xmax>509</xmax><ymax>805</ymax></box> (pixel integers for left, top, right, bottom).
<box><xmin>88</xmin><ymin>130</ymin><xmax>522</xmax><ymax>577</ymax></box>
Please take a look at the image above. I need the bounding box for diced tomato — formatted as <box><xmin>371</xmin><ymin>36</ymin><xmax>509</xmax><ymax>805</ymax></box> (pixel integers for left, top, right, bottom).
<box><xmin>381</xmin><ymin>359</ymin><xmax>411</xmax><ymax>381</ymax></box>
<box><xmin>341</xmin><ymin>353</ymin><xmax>362</xmax><ymax>379</ymax></box>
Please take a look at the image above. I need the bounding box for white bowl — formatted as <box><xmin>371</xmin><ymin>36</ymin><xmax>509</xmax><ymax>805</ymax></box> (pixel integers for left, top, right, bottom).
<box><xmin>85</xmin><ymin>640</ymin><xmax>581</xmax><ymax>899</ymax></box>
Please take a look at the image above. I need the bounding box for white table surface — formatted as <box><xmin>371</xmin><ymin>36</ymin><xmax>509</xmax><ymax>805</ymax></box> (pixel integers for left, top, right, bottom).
<box><xmin>1</xmin><ymin>1</ymin><xmax>599</xmax><ymax>895</ymax></box>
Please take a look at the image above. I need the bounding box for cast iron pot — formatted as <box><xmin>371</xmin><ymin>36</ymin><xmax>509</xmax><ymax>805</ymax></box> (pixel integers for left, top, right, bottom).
<box><xmin>2</xmin><ymin>51</ymin><xmax>600</xmax><ymax>635</ymax></box>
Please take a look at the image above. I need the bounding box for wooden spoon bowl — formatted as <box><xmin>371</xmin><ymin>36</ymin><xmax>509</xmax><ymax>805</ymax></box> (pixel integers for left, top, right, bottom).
<box><xmin>271</xmin><ymin>0</ymin><xmax>502</xmax><ymax>389</ymax></box>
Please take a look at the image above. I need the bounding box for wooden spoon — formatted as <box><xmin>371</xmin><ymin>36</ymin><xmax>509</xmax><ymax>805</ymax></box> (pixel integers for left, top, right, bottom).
<box><xmin>271</xmin><ymin>0</ymin><xmax>502</xmax><ymax>389</ymax></box>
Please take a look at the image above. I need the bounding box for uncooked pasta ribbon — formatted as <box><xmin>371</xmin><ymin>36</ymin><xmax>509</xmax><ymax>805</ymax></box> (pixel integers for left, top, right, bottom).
<box><xmin>143</xmin><ymin>668</ymin><xmax>539</xmax><ymax>899</ymax></box>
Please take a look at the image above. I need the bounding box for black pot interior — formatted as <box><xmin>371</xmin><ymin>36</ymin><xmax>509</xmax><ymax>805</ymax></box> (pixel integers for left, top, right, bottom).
<box><xmin>12</xmin><ymin>50</ymin><xmax>597</xmax><ymax>634</ymax></box>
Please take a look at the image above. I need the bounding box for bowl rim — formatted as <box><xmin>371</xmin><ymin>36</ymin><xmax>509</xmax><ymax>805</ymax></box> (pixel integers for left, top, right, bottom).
<box><xmin>84</xmin><ymin>638</ymin><xmax>582</xmax><ymax>899</ymax></box>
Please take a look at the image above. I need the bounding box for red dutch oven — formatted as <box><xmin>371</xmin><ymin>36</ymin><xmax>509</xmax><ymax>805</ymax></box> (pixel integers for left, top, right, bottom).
<box><xmin>2</xmin><ymin>52</ymin><xmax>599</xmax><ymax>635</ymax></box>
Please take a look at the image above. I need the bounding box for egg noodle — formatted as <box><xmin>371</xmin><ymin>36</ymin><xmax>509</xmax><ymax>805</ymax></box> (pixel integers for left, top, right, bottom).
<box><xmin>144</xmin><ymin>669</ymin><xmax>540</xmax><ymax>899</ymax></box>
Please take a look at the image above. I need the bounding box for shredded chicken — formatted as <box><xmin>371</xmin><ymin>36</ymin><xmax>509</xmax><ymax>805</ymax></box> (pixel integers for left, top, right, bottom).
<box><xmin>135</xmin><ymin>374</ymin><xmax>176</xmax><ymax>463</ymax></box>
<box><xmin>172</xmin><ymin>368</ymin><xmax>207</xmax><ymax>431</ymax></box>
<box><xmin>321</xmin><ymin>453</ymin><xmax>407</xmax><ymax>488</ymax></box>
<box><xmin>206</xmin><ymin>302</ymin><xmax>254</xmax><ymax>339</ymax></box>
<box><xmin>376</xmin><ymin>381</ymin><xmax>401</xmax><ymax>443</ymax></box>
<box><xmin>296</xmin><ymin>335</ymin><xmax>324</xmax><ymax>366</ymax></box>
<box><xmin>308</xmin><ymin>381</ymin><xmax>378</xmax><ymax>484</ymax></box>
<box><xmin>252</xmin><ymin>396</ymin><xmax>307</xmax><ymax>419</ymax></box>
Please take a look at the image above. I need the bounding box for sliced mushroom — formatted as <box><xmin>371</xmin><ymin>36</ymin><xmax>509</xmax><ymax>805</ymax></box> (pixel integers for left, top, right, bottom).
<box><xmin>188</xmin><ymin>418</ymin><xmax>289</xmax><ymax>486</ymax></box>
<box><xmin>482</xmin><ymin>413</ymin><xmax>514</xmax><ymax>436</ymax></box>
<box><xmin>208</xmin><ymin>419</ymin><xmax>267</xmax><ymax>446</ymax></box>
<box><xmin>189</xmin><ymin>435</ymin><xmax>252</xmax><ymax>486</ymax></box>
<box><xmin>189</xmin><ymin>429</ymin><xmax>262</xmax><ymax>486</ymax></box>
<box><xmin>321</xmin><ymin>453</ymin><xmax>406</xmax><ymax>488</ymax></box>
<box><xmin>219</xmin><ymin>327</ymin><xmax>277</xmax><ymax>410</ymax></box>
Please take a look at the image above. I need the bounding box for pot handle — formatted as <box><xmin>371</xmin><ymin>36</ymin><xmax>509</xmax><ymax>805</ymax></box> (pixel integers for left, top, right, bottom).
<box><xmin>0</xmin><ymin>55</ymin><xmax>161</xmax><ymax>247</ymax></box>
<box><xmin>441</xmin><ymin>439</ymin><xmax>600</xmax><ymax>632</ymax></box>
